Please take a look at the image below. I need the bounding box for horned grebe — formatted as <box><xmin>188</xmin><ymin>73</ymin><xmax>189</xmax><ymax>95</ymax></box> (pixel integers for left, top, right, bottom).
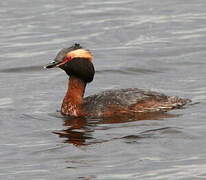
<box><xmin>45</xmin><ymin>43</ymin><xmax>190</xmax><ymax>117</ymax></box>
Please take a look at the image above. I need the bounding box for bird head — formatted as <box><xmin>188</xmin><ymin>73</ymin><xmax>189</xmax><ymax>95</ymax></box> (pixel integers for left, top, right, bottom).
<box><xmin>45</xmin><ymin>43</ymin><xmax>95</xmax><ymax>83</ymax></box>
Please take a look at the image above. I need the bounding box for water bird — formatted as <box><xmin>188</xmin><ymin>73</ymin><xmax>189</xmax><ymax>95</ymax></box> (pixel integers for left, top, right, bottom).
<box><xmin>45</xmin><ymin>43</ymin><xmax>190</xmax><ymax>118</ymax></box>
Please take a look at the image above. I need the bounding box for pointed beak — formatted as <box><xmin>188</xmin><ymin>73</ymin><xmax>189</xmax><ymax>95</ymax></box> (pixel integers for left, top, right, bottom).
<box><xmin>44</xmin><ymin>61</ymin><xmax>61</xmax><ymax>69</ymax></box>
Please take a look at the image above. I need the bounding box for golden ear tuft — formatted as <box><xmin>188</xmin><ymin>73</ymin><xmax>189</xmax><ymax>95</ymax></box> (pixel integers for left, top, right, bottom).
<box><xmin>66</xmin><ymin>49</ymin><xmax>93</xmax><ymax>61</ymax></box>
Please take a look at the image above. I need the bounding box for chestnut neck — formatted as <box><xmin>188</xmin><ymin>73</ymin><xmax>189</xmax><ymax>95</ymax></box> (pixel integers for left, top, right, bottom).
<box><xmin>61</xmin><ymin>76</ymin><xmax>86</xmax><ymax>116</ymax></box>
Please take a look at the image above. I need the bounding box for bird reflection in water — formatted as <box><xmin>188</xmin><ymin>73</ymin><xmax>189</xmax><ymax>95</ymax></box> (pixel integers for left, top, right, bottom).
<box><xmin>53</xmin><ymin>117</ymin><xmax>94</xmax><ymax>146</ymax></box>
<box><xmin>53</xmin><ymin>112</ymin><xmax>178</xmax><ymax>146</ymax></box>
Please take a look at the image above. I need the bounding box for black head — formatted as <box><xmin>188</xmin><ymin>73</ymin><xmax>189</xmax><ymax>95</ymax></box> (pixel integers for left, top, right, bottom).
<box><xmin>45</xmin><ymin>43</ymin><xmax>95</xmax><ymax>83</ymax></box>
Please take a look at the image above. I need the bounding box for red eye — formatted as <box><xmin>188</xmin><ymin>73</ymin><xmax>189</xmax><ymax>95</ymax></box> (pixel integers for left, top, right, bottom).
<box><xmin>64</xmin><ymin>56</ymin><xmax>72</xmax><ymax>62</ymax></box>
<box><xmin>63</xmin><ymin>56</ymin><xmax>72</xmax><ymax>63</ymax></box>
<box><xmin>57</xmin><ymin>56</ymin><xmax>72</xmax><ymax>67</ymax></box>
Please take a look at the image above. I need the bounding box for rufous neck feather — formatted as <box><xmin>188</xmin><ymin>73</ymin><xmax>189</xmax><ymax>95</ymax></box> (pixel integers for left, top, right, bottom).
<box><xmin>61</xmin><ymin>76</ymin><xmax>86</xmax><ymax>117</ymax></box>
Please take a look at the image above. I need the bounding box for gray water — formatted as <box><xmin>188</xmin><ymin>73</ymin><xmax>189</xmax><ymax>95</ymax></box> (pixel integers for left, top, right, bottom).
<box><xmin>0</xmin><ymin>0</ymin><xmax>206</xmax><ymax>179</ymax></box>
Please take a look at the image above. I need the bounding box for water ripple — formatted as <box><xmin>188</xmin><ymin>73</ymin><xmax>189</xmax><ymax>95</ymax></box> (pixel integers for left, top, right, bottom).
<box><xmin>0</xmin><ymin>0</ymin><xmax>206</xmax><ymax>179</ymax></box>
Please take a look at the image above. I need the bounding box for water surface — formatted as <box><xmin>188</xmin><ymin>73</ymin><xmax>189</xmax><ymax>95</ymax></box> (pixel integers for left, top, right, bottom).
<box><xmin>0</xmin><ymin>0</ymin><xmax>206</xmax><ymax>179</ymax></box>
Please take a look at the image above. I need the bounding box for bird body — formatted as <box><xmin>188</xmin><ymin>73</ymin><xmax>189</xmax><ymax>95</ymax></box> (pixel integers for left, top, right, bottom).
<box><xmin>46</xmin><ymin>43</ymin><xmax>190</xmax><ymax>118</ymax></box>
<box><xmin>83</xmin><ymin>88</ymin><xmax>190</xmax><ymax>117</ymax></box>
